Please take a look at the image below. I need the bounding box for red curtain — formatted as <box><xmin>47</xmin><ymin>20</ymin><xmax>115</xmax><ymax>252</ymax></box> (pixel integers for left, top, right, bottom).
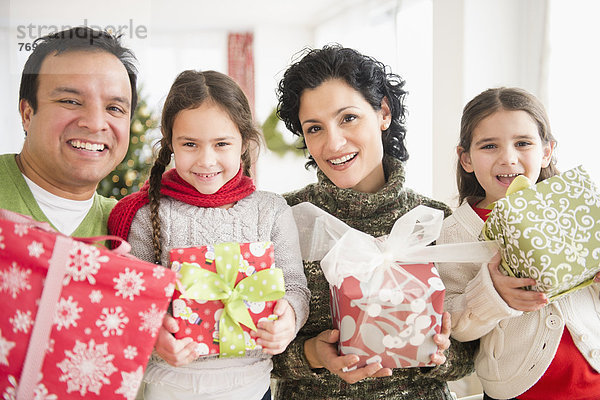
<box><xmin>227</xmin><ymin>32</ymin><xmax>255</xmax><ymax>116</ymax></box>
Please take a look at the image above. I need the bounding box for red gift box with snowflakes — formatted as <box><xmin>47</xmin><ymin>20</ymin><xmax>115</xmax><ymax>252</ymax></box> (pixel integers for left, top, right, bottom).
<box><xmin>169</xmin><ymin>241</ymin><xmax>285</xmax><ymax>357</ymax></box>
<box><xmin>0</xmin><ymin>209</ymin><xmax>176</xmax><ymax>399</ymax></box>
<box><xmin>330</xmin><ymin>262</ymin><xmax>445</xmax><ymax>369</ymax></box>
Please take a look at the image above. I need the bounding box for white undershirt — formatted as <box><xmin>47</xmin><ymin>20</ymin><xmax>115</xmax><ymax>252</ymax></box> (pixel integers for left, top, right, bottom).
<box><xmin>22</xmin><ymin>174</ymin><xmax>94</xmax><ymax>236</ymax></box>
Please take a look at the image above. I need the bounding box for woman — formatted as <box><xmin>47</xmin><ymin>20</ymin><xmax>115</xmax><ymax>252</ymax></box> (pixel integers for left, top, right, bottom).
<box><xmin>271</xmin><ymin>45</ymin><xmax>477</xmax><ymax>399</ymax></box>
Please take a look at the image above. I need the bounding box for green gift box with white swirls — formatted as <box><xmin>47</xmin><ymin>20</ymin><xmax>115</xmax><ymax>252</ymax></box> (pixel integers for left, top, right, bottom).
<box><xmin>482</xmin><ymin>165</ymin><xmax>600</xmax><ymax>301</ymax></box>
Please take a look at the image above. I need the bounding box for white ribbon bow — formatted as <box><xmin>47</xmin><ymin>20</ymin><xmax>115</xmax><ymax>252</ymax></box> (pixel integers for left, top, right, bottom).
<box><xmin>292</xmin><ymin>202</ymin><xmax>498</xmax><ymax>288</ymax></box>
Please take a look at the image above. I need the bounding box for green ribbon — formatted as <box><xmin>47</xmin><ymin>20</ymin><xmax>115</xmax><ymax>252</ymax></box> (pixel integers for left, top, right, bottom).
<box><xmin>177</xmin><ymin>242</ymin><xmax>285</xmax><ymax>357</ymax></box>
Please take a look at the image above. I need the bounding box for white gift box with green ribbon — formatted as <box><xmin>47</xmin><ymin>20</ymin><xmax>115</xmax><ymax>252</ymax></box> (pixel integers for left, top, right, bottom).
<box><xmin>482</xmin><ymin>165</ymin><xmax>600</xmax><ymax>300</ymax></box>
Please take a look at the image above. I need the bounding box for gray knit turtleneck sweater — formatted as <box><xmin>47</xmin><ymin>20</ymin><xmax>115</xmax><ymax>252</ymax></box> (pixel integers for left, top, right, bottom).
<box><xmin>272</xmin><ymin>156</ymin><xmax>478</xmax><ymax>400</ymax></box>
<box><xmin>127</xmin><ymin>190</ymin><xmax>310</xmax><ymax>396</ymax></box>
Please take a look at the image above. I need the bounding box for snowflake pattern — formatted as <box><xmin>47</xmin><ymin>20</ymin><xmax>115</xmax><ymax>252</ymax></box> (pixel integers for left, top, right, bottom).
<box><xmin>138</xmin><ymin>303</ymin><xmax>163</xmax><ymax>336</ymax></box>
<box><xmin>152</xmin><ymin>265</ymin><xmax>165</xmax><ymax>279</ymax></box>
<box><xmin>164</xmin><ymin>282</ymin><xmax>175</xmax><ymax>298</ymax></box>
<box><xmin>0</xmin><ymin>228</ymin><xmax>5</xmax><ymax>250</ymax></box>
<box><xmin>54</xmin><ymin>296</ymin><xmax>83</xmax><ymax>331</ymax></box>
<box><xmin>63</xmin><ymin>241</ymin><xmax>109</xmax><ymax>285</ymax></box>
<box><xmin>89</xmin><ymin>290</ymin><xmax>103</xmax><ymax>303</ymax></box>
<box><xmin>123</xmin><ymin>345</ymin><xmax>138</xmax><ymax>360</ymax></box>
<box><xmin>48</xmin><ymin>338</ymin><xmax>55</xmax><ymax>354</ymax></box>
<box><xmin>1</xmin><ymin>377</ymin><xmax>57</xmax><ymax>400</ymax></box>
<box><xmin>96</xmin><ymin>307</ymin><xmax>129</xmax><ymax>337</ymax></box>
<box><xmin>113</xmin><ymin>268</ymin><xmax>146</xmax><ymax>301</ymax></box>
<box><xmin>10</xmin><ymin>309</ymin><xmax>33</xmax><ymax>334</ymax></box>
<box><xmin>0</xmin><ymin>329</ymin><xmax>16</xmax><ymax>365</ymax></box>
<box><xmin>33</xmin><ymin>383</ymin><xmax>58</xmax><ymax>400</ymax></box>
<box><xmin>115</xmin><ymin>366</ymin><xmax>143</xmax><ymax>400</ymax></box>
<box><xmin>2</xmin><ymin>375</ymin><xmax>17</xmax><ymax>400</ymax></box>
<box><xmin>0</xmin><ymin>262</ymin><xmax>32</xmax><ymax>299</ymax></box>
<box><xmin>27</xmin><ymin>241</ymin><xmax>45</xmax><ymax>258</ymax></box>
<box><xmin>13</xmin><ymin>224</ymin><xmax>29</xmax><ymax>237</ymax></box>
<box><xmin>57</xmin><ymin>339</ymin><xmax>117</xmax><ymax>395</ymax></box>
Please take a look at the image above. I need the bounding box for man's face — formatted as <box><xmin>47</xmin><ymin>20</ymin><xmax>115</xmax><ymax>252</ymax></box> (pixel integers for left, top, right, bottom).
<box><xmin>19</xmin><ymin>50</ymin><xmax>132</xmax><ymax>200</ymax></box>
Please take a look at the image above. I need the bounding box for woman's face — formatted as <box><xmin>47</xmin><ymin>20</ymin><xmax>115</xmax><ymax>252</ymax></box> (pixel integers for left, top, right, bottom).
<box><xmin>298</xmin><ymin>79</ymin><xmax>391</xmax><ymax>193</ymax></box>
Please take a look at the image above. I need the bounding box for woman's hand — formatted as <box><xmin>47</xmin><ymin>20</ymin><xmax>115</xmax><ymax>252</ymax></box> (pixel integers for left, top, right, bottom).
<box><xmin>488</xmin><ymin>252</ymin><xmax>547</xmax><ymax>311</ymax></box>
<box><xmin>431</xmin><ymin>312</ymin><xmax>451</xmax><ymax>365</ymax></box>
<box><xmin>254</xmin><ymin>299</ymin><xmax>297</xmax><ymax>355</ymax></box>
<box><xmin>303</xmin><ymin>329</ymin><xmax>392</xmax><ymax>384</ymax></box>
<box><xmin>155</xmin><ymin>314</ymin><xmax>199</xmax><ymax>367</ymax></box>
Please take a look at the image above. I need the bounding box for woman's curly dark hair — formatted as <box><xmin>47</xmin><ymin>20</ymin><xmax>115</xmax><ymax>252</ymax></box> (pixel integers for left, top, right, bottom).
<box><xmin>276</xmin><ymin>44</ymin><xmax>409</xmax><ymax>168</ymax></box>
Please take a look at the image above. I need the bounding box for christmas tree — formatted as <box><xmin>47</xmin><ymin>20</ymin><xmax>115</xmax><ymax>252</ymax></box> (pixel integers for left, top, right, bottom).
<box><xmin>97</xmin><ymin>90</ymin><xmax>159</xmax><ymax>199</ymax></box>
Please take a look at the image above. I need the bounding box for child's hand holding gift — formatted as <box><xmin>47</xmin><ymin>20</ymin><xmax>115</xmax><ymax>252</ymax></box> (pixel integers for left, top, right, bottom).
<box><xmin>487</xmin><ymin>253</ymin><xmax>548</xmax><ymax>312</ymax></box>
<box><xmin>254</xmin><ymin>299</ymin><xmax>297</xmax><ymax>355</ymax></box>
<box><xmin>155</xmin><ymin>314</ymin><xmax>199</xmax><ymax>367</ymax></box>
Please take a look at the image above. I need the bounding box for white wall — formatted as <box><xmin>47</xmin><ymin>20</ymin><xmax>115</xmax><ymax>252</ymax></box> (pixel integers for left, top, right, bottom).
<box><xmin>546</xmin><ymin>0</ymin><xmax>600</xmax><ymax>184</ymax></box>
<box><xmin>432</xmin><ymin>0</ymin><xmax>548</xmax><ymax>207</ymax></box>
<box><xmin>2</xmin><ymin>0</ymin><xmax>594</xmax><ymax>204</ymax></box>
<box><xmin>0</xmin><ymin>19</ymin><xmax>24</xmax><ymax>154</ymax></box>
<box><xmin>253</xmin><ymin>24</ymin><xmax>317</xmax><ymax>193</ymax></box>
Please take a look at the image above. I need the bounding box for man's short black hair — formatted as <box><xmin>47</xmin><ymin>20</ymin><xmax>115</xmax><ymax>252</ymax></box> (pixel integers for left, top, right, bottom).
<box><xmin>19</xmin><ymin>26</ymin><xmax>138</xmax><ymax>117</ymax></box>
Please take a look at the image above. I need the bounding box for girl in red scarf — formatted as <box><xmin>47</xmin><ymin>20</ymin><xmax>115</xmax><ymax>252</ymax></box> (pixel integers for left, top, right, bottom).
<box><xmin>108</xmin><ymin>70</ymin><xmax>309</xmax><ymax>400</ymax></box>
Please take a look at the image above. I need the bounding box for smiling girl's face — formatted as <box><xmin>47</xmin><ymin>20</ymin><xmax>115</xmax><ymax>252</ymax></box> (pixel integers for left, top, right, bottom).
<box><xmin>459</xmin><ymin>109</ymin><xmax>554</xmax><ymax>208</ymax></box>
<box><xmin>171</xmin><ymin>101</ymin><xmax>243</xmax><ymax>204</ymax></box>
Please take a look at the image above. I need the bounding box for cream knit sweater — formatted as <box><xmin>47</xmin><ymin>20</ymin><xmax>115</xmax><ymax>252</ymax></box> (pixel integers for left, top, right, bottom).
<box><xmin>437</xmin><ymin>201</ymin><xmax>600</xmax><ymax>399</ymax></box>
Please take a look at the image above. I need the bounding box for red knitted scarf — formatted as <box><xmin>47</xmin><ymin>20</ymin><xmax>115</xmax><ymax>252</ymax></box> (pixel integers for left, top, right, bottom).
<box><xmin>107</xmin><ymin>167</ymin><xmax>255</xmax><ymax>241</ymax></box>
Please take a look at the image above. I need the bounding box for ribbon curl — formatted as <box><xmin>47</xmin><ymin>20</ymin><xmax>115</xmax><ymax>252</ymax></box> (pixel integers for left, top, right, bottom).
<box><xmin>292</xmin><ymin>203</ymin><xmax>498</xmax><ymax>287</ymax></box>
<box><xmin>176</xmin><ymin>242</ymin><xmax>285</xmax><ymax>357</ymax></box>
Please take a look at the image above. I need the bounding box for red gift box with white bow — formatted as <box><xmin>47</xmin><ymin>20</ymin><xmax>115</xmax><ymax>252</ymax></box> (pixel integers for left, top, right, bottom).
<box><xmin>291</xmin><ymin>202</ymin><xmax>496</xmax><ymax>369</ymax></box>
<box><xmin>0</xmin><ymin>209</ymin><xmax>175</xmax><ymax>399</ymax></box>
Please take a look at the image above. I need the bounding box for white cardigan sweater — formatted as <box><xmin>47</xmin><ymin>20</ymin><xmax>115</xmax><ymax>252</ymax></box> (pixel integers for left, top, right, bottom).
<box><xmin>437</xmin><ymin>201</ymin><xmax>600</xmax><ymax>399</ymax></box>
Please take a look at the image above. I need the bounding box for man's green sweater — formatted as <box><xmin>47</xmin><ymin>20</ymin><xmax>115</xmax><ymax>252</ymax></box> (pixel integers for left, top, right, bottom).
<box><xmin>0</xmin><ymin>154</ymin><xmax>115</xmax><ymax>237</ymax></box>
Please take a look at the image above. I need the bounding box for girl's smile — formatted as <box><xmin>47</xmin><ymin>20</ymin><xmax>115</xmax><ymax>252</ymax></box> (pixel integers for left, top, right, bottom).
<box><xmin>496</xmin><ymin>173</ymin><xmax>522</xmax><ymax>186</ymax></box>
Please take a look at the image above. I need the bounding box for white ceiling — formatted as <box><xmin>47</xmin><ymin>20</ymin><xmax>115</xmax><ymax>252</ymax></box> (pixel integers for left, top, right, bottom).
<box><xmin>2</xmin><ymin>0</ymin><xmax>387</xmax><ymax>31</ymax></box>
<box><xmin>147</xmin><ymin>0</ymin><xmax>376</xmax><ymax>30</ymax></box>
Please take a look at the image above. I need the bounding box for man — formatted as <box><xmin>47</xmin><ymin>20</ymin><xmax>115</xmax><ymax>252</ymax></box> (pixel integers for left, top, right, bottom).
<box><xmin>0</xmin><ymin>27</ymin><xmax>137</xmax><ymax>236</ymax></box>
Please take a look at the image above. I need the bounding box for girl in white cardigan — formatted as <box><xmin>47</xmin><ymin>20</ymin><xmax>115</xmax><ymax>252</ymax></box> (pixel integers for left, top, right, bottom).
<box><xmin>437</xmin><ymin>87</ymin><xmax>600</xmax><ymax>400</ymax></box>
